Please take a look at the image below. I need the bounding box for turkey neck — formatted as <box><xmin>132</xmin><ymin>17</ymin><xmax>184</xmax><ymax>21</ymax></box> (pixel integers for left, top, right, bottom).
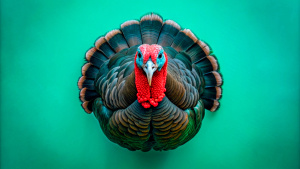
<box><xmin>134</xmin><ymin>62</ymin><xmax>167</xmax><ymax>109</ymax></box>
<box><xmin>149</xmin><ymin>64</ymin><xmax>167</xmax><ymax>106</ymax></box>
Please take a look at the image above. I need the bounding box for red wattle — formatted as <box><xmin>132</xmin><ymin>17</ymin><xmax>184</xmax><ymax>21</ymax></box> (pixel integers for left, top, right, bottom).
<box><xmin>149</xmin><ymin>60</ymin><xmax>167</xmax><ymax>107</ymax></box>
<box><xmin>134</xmin><ymin>45</ymin><xmax>168</xmax><ymax>109</ymax></box>
<box><xmin>134</xmin><ymin>57</ymin><xmax>151</xmax><ymax>108</ymax></box>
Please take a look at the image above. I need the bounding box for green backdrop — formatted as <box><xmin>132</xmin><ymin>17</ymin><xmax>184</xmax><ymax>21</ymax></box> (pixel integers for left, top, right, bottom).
<box><xmin>1</xmin><ymin>0</ymin><xmax>299</xmax><ymax>168</ymax></box>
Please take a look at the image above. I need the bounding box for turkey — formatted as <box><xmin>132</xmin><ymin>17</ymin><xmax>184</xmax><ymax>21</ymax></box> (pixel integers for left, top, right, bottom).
<box><xmin>78</xmin><ymin>13</ymin><xmax>223</xmax><ymax>151</ymax></box>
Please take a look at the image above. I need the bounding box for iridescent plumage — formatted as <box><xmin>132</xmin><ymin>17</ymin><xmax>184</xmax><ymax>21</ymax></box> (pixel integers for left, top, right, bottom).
<box><xmin>78</xmin><ymin>13</ymin><xmax>223</xmax><ymax>151</ymax></box>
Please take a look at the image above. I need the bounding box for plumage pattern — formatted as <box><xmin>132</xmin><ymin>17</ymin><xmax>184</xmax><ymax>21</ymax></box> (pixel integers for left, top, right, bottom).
<box><xmin>78</xmin><ymin>13</ymin><xmax>223</xmax><ymax>151</ymax></box>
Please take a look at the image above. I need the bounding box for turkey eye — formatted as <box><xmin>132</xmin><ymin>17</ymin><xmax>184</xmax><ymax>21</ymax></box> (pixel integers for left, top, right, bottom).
<box><xmin>138</xmin><ymin>53</ymin><xmax>142</xmax><ymax>58</ymax></box>
<box><xmin>158</xmin><ymin>53</ymin><xmax>162</xmax><ymax>59</ymax></box>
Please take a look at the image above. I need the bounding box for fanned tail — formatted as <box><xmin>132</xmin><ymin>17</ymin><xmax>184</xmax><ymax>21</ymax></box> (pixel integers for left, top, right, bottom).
<box><xmin>79</xmin><ymin>12</ymin><xmax>223</xmax><ymax>113</ymax></box>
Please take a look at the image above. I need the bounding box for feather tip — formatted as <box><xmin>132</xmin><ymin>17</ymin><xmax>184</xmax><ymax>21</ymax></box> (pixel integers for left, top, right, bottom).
<box><xmin>182</xmin><ymin>29</ymin><xmax>198</xmax><ymax>43</ymax></box>
<box><xmin>105</xmin><ymin>29</ymin><xmax>122</xmax><ymax>41</ymax></box>
<box><xmin>82</xmin><ymin>63</ymin><xmax>92</xmax><ymax>76</ymax></box>
<box><xmin>80</xmin><ymin>88</ymin><xmax>87</xmax><ymax>102</ymax></box>
<box><xmin>207</xmin><ymin>55</ymin><xmax>218</xmax><ymax>71</ymax></box>
<box><xmin>95</xmin><ymin>37</ymin><xmax>106</xmax><ymax>49</ymax></box>
<box><xmin>121</xmin><ymin>20</ymin><xmax>139</xmax><ymax>29</ymax></box>
<box><xmin>198</xmin><ymin>40</ymin><xmax>211</xmax><ymax>55</ymax></box>
<box><xmin>210</xmin><ymin>100</ymin><xmax>220</xmax><ymax>112</ymax></box>
<box><xmin>216</xmin><ymin>87</ymin><xmax>222</xmax><ymax>100</ymax></box>
<box><xmin>86</xmin><ymin>47</ymin><xmax>97</xmax><ymax>61</ymax></box>
<box><xmin>164</xmin><ymin>20</ymin><xmax>181</xmax><ymax>30</ymax></box>
<box><xmin>82</xmin><ymin>101</ymin><xmax>92</xmax><ymax>114</ymax></box>
<box><xmin>78</xmin><ymin>76</ymin><xmax>86</xmax><ymax>89</ymax></box>
<box><xmin>212</xmin><ymin>71</ymin><xmax>223</xmax><ymax>86</ymax></box>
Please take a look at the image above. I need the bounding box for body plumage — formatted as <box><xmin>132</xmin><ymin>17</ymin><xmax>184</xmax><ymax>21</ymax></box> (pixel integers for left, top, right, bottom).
<box><xmin>78</xmin><ymin>13</ymin><xmax>223</xmax><ymax>151</ymax></box>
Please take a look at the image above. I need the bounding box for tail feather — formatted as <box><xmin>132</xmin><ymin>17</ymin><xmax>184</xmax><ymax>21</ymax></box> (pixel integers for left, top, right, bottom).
<box><xmin>192</xmin><ymin>39</ymin><xmax>222</xmax><ymax>113</ymax></box>
<box><xmin>198</xmin><ymin>40</ymin><xmax>212</xmax><ymax>56</ymax></box>
<box><xmin>86</xmin><ymin>47</ymin><xmax>108</xmax><ymax>68</ymax></box>
<box><xmin>81</xmin><ymin>101</ymin><xmax>93</xmax><ymax>114</ymax></box>
<box><xmin>202</xmin><ymin>99</ymin><xmax>220</xmax><ymax>112</ymax></box>
<box><xmin>95</xmin><ymin>37</ymin><xmax>115</xmax><ymax>58</ymax></box>
<box><xmin>80</xmin><ymin>88</ymin><xmax>100</xmax><ymax>102</ymax></box>
<box><xmin>201</xmin><ymin>70</ymin><xmax>223</xmax><ymax>112</ymax></box>
<box><xmin>78</xmin><ymin>76</ymin><xmax>95</xmax><ymax>90</ymax></box>
<box><xmin>121</xmin><ymin>20</ymin><xmax>143</xmax><ymax>47</ymax></box>
<box><xmin>105</xmin><ymin>29</ymin><xmax>129</xmax><ymax>53</ymax></box>
<box><xmin>78</xmin><ymin>46</ymin><xmax>105</xmax><ymax>113</ymax></box>
<box><xmin>82</xmin><ymin>63</ymin><xmax>99</xmax><ymax>79</ymax></box>
<box><xmin>140</xmin><ymin>13</ymin><xmax>163</xmax><ymax>44</ymax></box>
<box><xmin>171</xmin><ymin>29</ymin><xmax>198</xmax><ymax>52</ymax></box>
<box><xmin>157</xmin><ymin>20</ymin><xmax>181</xmax><ymax>46</ymax></box>
<box><xmin>186</xmin><ymin>41</ymin><xmax>207</xmax><ymax>63</ymax></box>
<box><xmin>203</xmin><ymin>71</ymin><xmax>222</xmax><ymax>87</ymax></box>
<box><xmin>162</xmin><ymin>46</ymin><xmax>178</xmax><ymax>59</ymax></box>
<box><xmin>194</xmin><ymin>55</ymin><xmax>219</xmax><ymax>74</ymax></box>
<box><xmin>202</xmin><ymin>87</ymin><xmax>222</xmax><ymax>100</ymax></box>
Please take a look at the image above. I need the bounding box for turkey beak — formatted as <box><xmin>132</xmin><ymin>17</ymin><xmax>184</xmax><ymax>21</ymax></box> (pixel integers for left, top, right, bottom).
<box><xmin>143</xmin><ymin>60</ymin><xmax>157</xmax><ymax>86</ymax></box>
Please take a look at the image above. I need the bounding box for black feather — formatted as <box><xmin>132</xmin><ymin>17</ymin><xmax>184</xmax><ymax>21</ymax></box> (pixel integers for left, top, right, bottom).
<box><xmin>87</xmin><ymin>49</ymin><xmax>108</xmax><ymax>68</ymax></box>
<box><xmin>105</xmin><ymin>30</ymin><xmax>129</xmax><ymax>53</ymax></box>
<box><xmin>203</xmin><ymin>72</ymin><xmax>217</xmax><ymax>87</ymax></box>
<box><xmin>174</xmin><ymin>52</ymin><xmax>192</xmax><ymax>70</ymax></box>
<box><xmin>140</xmin><ymin>14</ymin><xmax>163</xmax><ymax>44</ymax></box>
<box><xmin>202</xmin><ymin>87</ymin><xmax>222</xmax><ymax>101</ymax></box>
<box><xmin>84</xmin><ymin>89</ymin><xmax>100</xmax><ymax>101</ymax></box>
<box><xmin>87</xmin><ymin>101</ymin><xmax>94</xmax><ymax>111</ymax></box>
<box><xmin>95</xmin><ymin>37</ymin><xmax>115</xmax><ymax>58</ymax></box>
<box><xmin>157</xmin><ymin>20</ymin><xmax>180</xmax><ymax>46</ymax></box>
<box><xmin>194</xmin><ymin>55</ymin><xmax>218</xmax><ymax>74</ymax></box>
<box><xmin>203</xmin><ymin>71</ymin><xmax>222</xmax><ymax>88</ymax></box>
<box><xmin>186</xmin><ymin>42</ymin><xmax>206</xmax><ymax>63</ymax></box>
<box><xmin>81</xmin><ymin>78</ymin><xmax>95</xmax><ymax>90</ymax></box>
<box><xmin>202</xmin><ymin>99</ymin><xmax>219</xmax><ymax>112</ymax></box>
<box><xmin>163</xmin><ymin>46</ymin><xmax>178</xmax><ymax>59</ymax></box>
<box><xmin>121</xmin><ymin>21</ymin><xmax>143</xmax><ymax>47</ymax></box>
<box><xmin>171</xmin><ymin>29</ymin><xmax>197</xmax><ymax>52</ymax></box>
<box><xmin>84</xmin><ymin>64</ymin><xmax>99</xmax><ymax>79</ymax></box>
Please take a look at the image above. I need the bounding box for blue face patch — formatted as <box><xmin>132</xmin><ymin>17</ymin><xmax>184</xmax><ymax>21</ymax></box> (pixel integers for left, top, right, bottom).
<box><xmin>156</xmin><ymin>50</ymin><xmax>166</xmax><ymax>71</ymax></box>
<box><xmin>136</xmin><ymin>48</ymin><xmax>143</xmax><ymax>69</ymax></box>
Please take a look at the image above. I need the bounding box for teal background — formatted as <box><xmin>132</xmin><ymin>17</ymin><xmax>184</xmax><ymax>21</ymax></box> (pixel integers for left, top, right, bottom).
<box><xmin>1</xmin><ymin>0</ymin><xmax>299</xmax><ymax>168</ymax></box>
